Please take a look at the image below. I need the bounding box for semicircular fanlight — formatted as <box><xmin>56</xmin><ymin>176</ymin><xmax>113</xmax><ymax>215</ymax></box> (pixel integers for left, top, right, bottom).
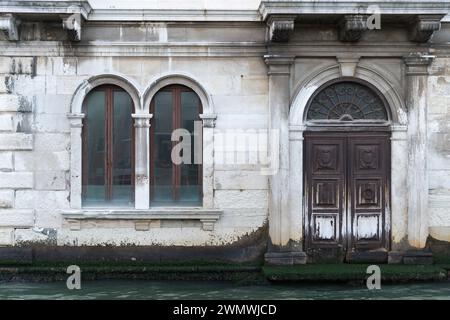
<box><xmin>306</xmin><ymin>81</ymin><xmax>388</xmax><ymax>121</ymax></box>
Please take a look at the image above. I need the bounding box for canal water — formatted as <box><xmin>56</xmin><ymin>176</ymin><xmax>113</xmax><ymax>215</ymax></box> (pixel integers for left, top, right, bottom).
<box><xmin>0</xmin><ymin>280</ymin><xmax>450</xmax><ymax>299</ymax></box>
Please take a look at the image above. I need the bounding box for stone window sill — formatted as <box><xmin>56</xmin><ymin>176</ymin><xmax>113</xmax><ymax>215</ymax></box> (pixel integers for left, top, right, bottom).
<box><xmin>61</xmin><ymin>208</ymin><xmax>223</xmax><ymax>231</ymax></box>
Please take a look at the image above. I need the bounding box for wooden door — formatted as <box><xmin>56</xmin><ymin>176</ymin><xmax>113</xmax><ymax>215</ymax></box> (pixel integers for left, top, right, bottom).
<box><xmin>304</xmin><ymin>132</ymin><xmax>390</xmax><ymax>262</ymax></box>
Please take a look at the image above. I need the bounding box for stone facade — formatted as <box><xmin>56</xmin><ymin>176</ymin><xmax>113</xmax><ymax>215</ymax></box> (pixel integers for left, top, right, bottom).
<box><xmin>0</xmin><ymin>0</ymin><xmax>449</xmax><ymax>264</ymax></box>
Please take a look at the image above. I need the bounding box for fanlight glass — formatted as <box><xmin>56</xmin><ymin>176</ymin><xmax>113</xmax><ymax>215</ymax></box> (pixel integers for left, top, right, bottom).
<box><xmin>306</xmin><ymin>82</ymin><xmax>388</xmax><ymax>121</ymax></box>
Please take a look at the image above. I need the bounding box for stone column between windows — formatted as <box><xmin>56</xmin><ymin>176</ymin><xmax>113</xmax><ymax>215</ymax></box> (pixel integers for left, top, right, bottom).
<box><xmin>403</xmin><ymin>53</ymin><xmax>434</xmax><ymax>248</ymax></box>
<box><xmin>132</xmin><ymin>113</ymin><xmax>152</xmax><ymax>209</ymax></box>
<box><xmin>67</xmin><ymin>113</ymin><xmax>85</xmax><ymax>209</ymax></box>
<box><xmin>264</xmin><ymin>55</ymin><xmax>306</xmax><ymax>265</ymax></box>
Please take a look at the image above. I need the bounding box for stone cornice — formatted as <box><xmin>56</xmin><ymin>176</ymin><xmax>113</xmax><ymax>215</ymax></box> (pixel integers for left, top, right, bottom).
<box><xmin>1</xmin><ymin>1</ymin><xmax>91</xmax><ymax>41</ymax></box>
<box><xmin>0</xmin><ymin>1</ymin><xmax>92</xmax><ymax>19</ymax></box>
<box><xmin>259</xmin><ymin>0</ymin><xmax>450</xmax><ymax>43</ymax></box>
<box><xmin>259</xmin><ymin>1</ymin><xmax>450</xmax><ymax>20</ymax></box>
<box><xmin>89</xmin><ymin>9</ymin><xmax>261</xmax><ymax>22</ymax></box>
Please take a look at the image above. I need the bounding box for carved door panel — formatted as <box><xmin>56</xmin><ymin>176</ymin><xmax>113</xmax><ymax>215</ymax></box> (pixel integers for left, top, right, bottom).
<box><xmin>348</xmin><ymin>135</ymin><xmax>390</xmax><ymax>254</ymax></box>
<box><xmin>304</xmin><ymin>135</ymin><xmax>346</xmax><ymax>261</ymax></box>
<box><xmin>304</xmin><ymin>132</ymin><xmax>390</xmax><ymax>262</ymax></box>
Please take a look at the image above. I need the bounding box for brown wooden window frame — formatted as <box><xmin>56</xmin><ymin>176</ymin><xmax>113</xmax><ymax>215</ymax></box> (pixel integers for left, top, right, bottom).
<box><xmin>150</xmin><ymin>84</ymin><xmax>203</xmax><ymax>204</ymax></box>
<box><xmin>81</xmin><ymin>84</ymin><xmax>135</xmax><ymax>204</ymax></box>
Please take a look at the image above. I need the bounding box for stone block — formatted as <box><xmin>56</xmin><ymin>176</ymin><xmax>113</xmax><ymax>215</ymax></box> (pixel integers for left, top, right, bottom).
<box><xmin>0</xmin><ymin>76</ymin><xmax>11</xmax><ymax>94</ymax></box>
<box><xmin>15</xmin><ymin>151</ymin><xmax>69</xmax><ymax>171</ymax></box>
<box><xmin>15</xmin><ymin>228</ymin><xmax>54</xmax><ymax>245</ymax></box>
<box><xmin>0</xmin><ymin>209</ymin><xmax>34</xmax><ymax>227</ymax></box>
<box><xmin>34</xmin><ymin>209</ymin><xmax>62</xmax><ymax>229</ymax></box>
<box><xmin>429</xmin><ymin>226</ymin><xmax>450</xmax><ymax>242</ymax></box>
<box><xmin>214</xmin><ymin>190</ymin><xmax>268</xmax><ymax>209</ymax></box>
<box><xmin>34</xmin><ymin>94</ymin><xmax>72</xmax><ymax>114</ymax></box>
<box><xmin>0</xmin><ymin>133</ymin><xmax>33</xmax><ymax>150</ymax></box>
<box><xmin>52</xmin><ymin>57</ymin><xmax>77</xmax><ymax>76</ymax></box>
<box><xmin>264</xmin><ymin>251</ymin><xmax>307</xmax><ymax>266</ymax></box>
<box><xmin>403</xmin><ymin>250</ymin><xmax>433</xmax><ymax>265</ymax></box>
<box><xmin>0</xmin><ymin>57</ymin><xmax>35</xmax><ymax>75</ymax></box>
<box><xmin>214</xmin><ymin>170</ymin><xmax>268</xmax><ymax>190</ymax></box>
<box><xmin>346</xmin><ymin>250</ymin><xmax>388</xmax><ymax>264</ymax></box>
<box><xmin>0</xmin><ymin>152</ymin><xmax>13</xmax><ymax>171</ymax></box>
<box><xmin>0</xmin><ymin>94</ymin><xmax>20</xmax><ymax>112</ymax></box>
<box><xmin>214</xmin><ymin>94</ymin><xmax>268</xmax><ymax>115</ymax></box>
<box><xmin>215</xmin><ymin>114</ymin><xmax>268</xmax><ymax>129</ymax></box>
<box><xmin>56</xmin><ymin>76</ymin><xmax>83</xmax><ymax>95</ymax></box>
<box><xmin>241</xmin><ymin>76</ymin><xmax>269</xmax><ymax>95</ymax></box>
<box><xmin>0</xmin><ymin>190</ymin><xmax>14</xmax><ymax>208</ymax></box>
<box><xmin>388</xmin><ymin>251</ymin><xmax>404</xmax><ymax>264</ymax></box>
<box><xmin>32</xmin><ymin>114</ymin><xmax>70</xmax><ymax>133</ymax></box>
<box><xmin>35</xmin><ymin>171</ymin><xmax>67</xmax><ymax>190</ymax></box>
<box><xmin>0</xmin><ymin>114</ymin><xmax>14</xmax><ymax>131</ymax></box>
<box><xmin>15</xmin><ymin>190</ymin><xmax>69</xmax><ymax>210</ymax></box>
<box><xmin>0</xmin><ymin>172</ymin><xmax>33</xmax><ymax>189</ymax></box>
<box><xmin>34</xmin><ymin>133</ymin><xmax>69</xmax><ymax>152</ymax></box>
<box><xmin>77</xmin><ymin>57</ymin><xmax>113</xmax><ymax>75</ymax></box>
<box><xmin>0</xmin><ymin>227</ymin><xmax>14</xmax><ymax>245</ymax></box>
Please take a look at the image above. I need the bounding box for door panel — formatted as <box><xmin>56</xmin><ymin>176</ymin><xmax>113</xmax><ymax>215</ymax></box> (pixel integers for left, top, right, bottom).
<box><xmin>305</xmin><ymin>136</ymin><xmax>346</xmax><ymax>261</ymax></box>
<box><xmin>348</xmin><ymin>135</ymin><xmax>390</xmax><ymax>253</ymax></box>
<box><xmin>304</xmin><ymin>132</ymin><xmax>390</xmax><ymax>262</ymax></box>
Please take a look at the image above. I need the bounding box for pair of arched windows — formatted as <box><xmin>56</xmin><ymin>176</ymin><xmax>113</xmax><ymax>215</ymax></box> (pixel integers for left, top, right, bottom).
<box><xmin>81</xmin><ymin>84</ymin><xmax>202</xmax><ymax>207</ymax></box>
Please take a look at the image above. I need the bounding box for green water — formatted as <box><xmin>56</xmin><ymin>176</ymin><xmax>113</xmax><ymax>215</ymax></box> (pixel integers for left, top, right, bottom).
<box><xmin>1</xmin><ymin>280</ymin><xmax>450</xmax><ymax>300</ymax></box>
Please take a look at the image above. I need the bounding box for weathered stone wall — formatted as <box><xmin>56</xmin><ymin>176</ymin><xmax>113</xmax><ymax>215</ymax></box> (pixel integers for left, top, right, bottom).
<box><xmin>1</xmin><ymin>3</ymin><xmax>450</xmax><ymax>255</ymax></box>
<box><xmin>428</xmin><ymin>56</ymin><xmax>450</xmax><ymax>242</ymax></box>
<box><xmin>0</xmin><ymin>21</ymin><xmax>270</xmax><ymax>247</ymax></box>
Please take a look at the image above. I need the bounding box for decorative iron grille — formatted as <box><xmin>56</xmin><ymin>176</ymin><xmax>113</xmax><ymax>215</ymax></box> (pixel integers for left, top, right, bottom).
<box><xmin>307</xmin><ymin>82</ymin><xmax>388</xmax><ymax>121</ymax></box>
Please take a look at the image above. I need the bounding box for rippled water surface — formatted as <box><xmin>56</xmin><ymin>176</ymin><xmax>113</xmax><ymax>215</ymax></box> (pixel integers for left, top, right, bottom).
<box><xmin>1</xmin><ymin>280</ymin><xmax>450</xmax><ymax>300</ymax></box>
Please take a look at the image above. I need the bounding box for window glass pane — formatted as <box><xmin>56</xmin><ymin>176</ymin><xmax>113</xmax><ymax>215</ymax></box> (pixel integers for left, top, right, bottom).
<box><xmin>152</xmin><ymin>91</ymin><xmax>173</xmax><ymax>205</ymax></box>
<box><xmin>84</xmin><ymin>90</ymin><xmax>105</xmax><ymax>205</ymax></box>
<box><xmin>179</xmin><ymin>91</ymin><xmax>201</xmax><ymax>206</ymax></box>
<box><xmin>112</xmin><ymin>90</ymin><xmax>134</xmax><ymax>206</ymax></box>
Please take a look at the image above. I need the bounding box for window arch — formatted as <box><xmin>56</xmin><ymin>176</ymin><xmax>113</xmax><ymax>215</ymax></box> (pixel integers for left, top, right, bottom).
<box><xmin>82</xmin><ymin>85</ymin><xmax>135</xmax><ymax>207</ymax></box>
<box><xmin>306</xmin><ymin>80</ymin><xmax>389</xmax><ymax>122</ymax></box>
<box><xmin>150</xmin><ymin>85</ymin><xmax>203</xmax><ymax>206</ymax></box>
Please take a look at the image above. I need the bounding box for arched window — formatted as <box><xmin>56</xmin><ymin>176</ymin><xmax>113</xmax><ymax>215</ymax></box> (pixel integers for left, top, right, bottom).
<box><xmin>306</xmin><ymin>80</ymin><xmax>389</xmax><ymax>122</ymax></box>
<box><xmin>150</xmin><ymin>85</ymin><xmax>202</xmax><ymax>206</ymax></box>
<box><xmin>82</xmin><ymin>85</ymin><xmax>134</xmax><ymax>206</ymax></box>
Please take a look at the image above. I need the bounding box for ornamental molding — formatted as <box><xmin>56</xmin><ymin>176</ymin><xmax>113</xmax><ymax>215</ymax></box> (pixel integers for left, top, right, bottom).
<box><xmin>409</xmin><ymin>15</ymin><xmax>443</xmax><ymax>43</ymax></box>
<box><xmin>267</xmin><ymin>15</ymin><xmax>296</xmax><ymax>42</ymax></box>
<box><xmin>339</xmin><ymin>15</ymin><xmax>368</xmax><ymax>42</ymax></box>
<box><xmin>0</xmin><ymin>14</ymin><xmax>18</xmax><ymax>40</ymax></box>
<box><xmin>199</xmin><ymin>114</ymin><xmax>217</xmax><ymax>128</ymax></box>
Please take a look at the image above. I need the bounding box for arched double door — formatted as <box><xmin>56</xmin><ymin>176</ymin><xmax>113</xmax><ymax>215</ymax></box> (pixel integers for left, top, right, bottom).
<box><xmin>303</xmin><ymin>79</ymin><xmax>391</xmax><ymax>262</ymax></box>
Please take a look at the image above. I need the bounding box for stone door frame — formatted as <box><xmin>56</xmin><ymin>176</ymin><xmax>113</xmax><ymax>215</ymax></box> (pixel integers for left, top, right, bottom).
<box><xmin>265</xmin><ymin>54</ymin><xmax>433</xmax><ymax>264</ymax></box>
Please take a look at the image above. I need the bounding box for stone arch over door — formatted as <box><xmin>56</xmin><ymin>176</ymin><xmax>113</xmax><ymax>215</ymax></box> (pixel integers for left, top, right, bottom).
<box><xmin>288</xmin><ymin>64</ymin><xmax>409</xmax><ymax>260</ymax></box>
